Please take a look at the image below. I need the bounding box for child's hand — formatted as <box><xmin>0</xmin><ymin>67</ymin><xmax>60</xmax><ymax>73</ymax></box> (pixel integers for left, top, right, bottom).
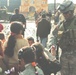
<box><xmin>50</xmin><ymin>45</ymin><xmax>56</xmax><ymax>56</ymax></box>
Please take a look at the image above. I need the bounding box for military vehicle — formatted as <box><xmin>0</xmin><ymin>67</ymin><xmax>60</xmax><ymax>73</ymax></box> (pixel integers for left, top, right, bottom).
<box><xmin>0</xmin><ymin>7</ymin><xmax>12</xmax><ymax>21</ymax></box>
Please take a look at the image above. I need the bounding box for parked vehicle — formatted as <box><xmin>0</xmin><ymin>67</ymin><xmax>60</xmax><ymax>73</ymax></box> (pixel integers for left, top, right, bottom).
<box><xmin>0</xmin><ymin>8</ymin><xmax>13</xmax><ymax>21</ymax></box>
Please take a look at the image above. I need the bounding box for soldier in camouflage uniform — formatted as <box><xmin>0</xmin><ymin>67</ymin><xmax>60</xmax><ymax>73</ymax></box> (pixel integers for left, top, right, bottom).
<box><xmin>52</xmin><ymin>1</ymin><xmax>76</xmax><ymax>75</ymax></box>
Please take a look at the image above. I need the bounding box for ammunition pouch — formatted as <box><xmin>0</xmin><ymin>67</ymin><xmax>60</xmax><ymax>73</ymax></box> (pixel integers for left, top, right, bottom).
<box><xmin>59</xmin><ymin>29</ymin><xmax>76</xmax><ymax>52</ymax></box>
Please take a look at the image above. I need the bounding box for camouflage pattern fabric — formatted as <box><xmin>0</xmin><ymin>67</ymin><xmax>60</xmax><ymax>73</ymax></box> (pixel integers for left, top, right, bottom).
<box><xmin>59</xmin><ymin>17</ymin><xmax>76</xmax><ymax>75</ymax></box>
<box><xmin>59</xmin><ymin>29</ymin><xmax>76</xmax><ymax>52</ymax></box>
<box><xmin>60</xmin><ymin>53</ymin><xmax>76</xmax><ymax>75</ymax></box>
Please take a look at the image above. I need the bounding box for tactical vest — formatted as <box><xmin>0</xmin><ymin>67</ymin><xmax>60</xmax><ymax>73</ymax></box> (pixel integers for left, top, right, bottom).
<box><xmin>59</xmin><ymin>16</ymin><xmax>76</xmax><ymax>52</ymax></box>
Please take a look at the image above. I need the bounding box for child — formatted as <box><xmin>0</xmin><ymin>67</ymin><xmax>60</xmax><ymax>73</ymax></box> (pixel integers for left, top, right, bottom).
<box><xmin>27</xmin><ymin>37</ymin><xmax>35</xmax><ymax>46</ymax></box>
<box><xmin>0</xmin><ymin>23</ymin><xmax>3</xmax><ymax>32</ymax></box>
<box><xmin>18</xmin><ymin>46</ymin><xmax>44</xmax><ymax>75</ymax></box>
<box><xmin>0</xmin><ymin>40</ymin><xmax>4</xmax><ymax>57</ymax></box>
<box><xmin>0</xmin><ymin>32</ymin><xmax>5</xmax><ymax>44</ymax></box>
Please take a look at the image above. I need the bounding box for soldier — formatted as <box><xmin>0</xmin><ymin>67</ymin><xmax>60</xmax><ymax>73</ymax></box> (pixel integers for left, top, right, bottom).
<box><xmin>52</xmin><ymin>1</ymin><xmax>76</xmax><ymax>75</ymax></box>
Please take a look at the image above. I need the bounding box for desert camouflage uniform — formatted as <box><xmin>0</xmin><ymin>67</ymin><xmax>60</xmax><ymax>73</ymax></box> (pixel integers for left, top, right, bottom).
<box><xmin>53</xmin><ymin>16</ymin><xmax>76</xmax><ymax>75</ymax></box>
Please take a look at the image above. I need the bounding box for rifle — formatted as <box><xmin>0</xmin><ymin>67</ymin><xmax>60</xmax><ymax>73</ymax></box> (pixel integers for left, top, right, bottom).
<box><xmin>56</xmin><ymin>41</ymin><xmax>59</xmax><ymax>60</ymax></box>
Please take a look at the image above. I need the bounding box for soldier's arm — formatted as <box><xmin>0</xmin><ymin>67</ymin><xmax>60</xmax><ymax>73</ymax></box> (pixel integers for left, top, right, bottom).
<box><xmin>52</xmin><ymin>21</ymin><xmax>64</xmax><ymax>37</ymax></box>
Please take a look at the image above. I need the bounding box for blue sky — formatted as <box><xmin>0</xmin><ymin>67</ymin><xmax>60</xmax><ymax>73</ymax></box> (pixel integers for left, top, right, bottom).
<box><xmin>48</xmin><ymin>0</ymin><xmax>76</xmax><ymax>3</ymax></box>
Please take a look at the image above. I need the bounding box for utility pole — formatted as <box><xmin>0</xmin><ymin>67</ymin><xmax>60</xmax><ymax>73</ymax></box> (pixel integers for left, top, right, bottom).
<box><xmin>7</xmin><ymin>0</ymin><xmax>9</xmax><ymax>6</ymax></box>
<box><xmin>54</xmin><ymin>0</ymin><xmax>56</xmax><ymax>14</ymax></box>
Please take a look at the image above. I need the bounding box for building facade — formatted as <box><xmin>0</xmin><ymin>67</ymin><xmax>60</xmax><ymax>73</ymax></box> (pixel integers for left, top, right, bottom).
<box><xmin>20</xmin><ymin>0</ymin><xmax>48</xmax><ymax>16</ymax></box>
<box><xmin>8</xmin><ymin>0</ymin><xmax>21</xmax><ymax>12</ymax></box>
<box><xmin>0</xmin><ymin>0</ymin><xmax>21</xmax><ymax>12</ymax></box>
<box><xmin>0</xmin><ymin>0</ymin><xmax>7</xmax><ymax>7</ymax></box>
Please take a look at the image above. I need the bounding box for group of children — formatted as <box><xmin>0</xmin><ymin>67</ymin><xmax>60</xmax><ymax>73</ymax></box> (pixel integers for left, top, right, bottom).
<box><xmin>0</xmin><ymin>21</ymin><xmax>59</xmax><ymax>75</ymax></box>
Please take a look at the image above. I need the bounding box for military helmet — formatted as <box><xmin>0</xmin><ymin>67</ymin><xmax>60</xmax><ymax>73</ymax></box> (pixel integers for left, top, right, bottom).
<box><xmin>59</xmin><ymin>1</ymin><xmax>75</xmax><ymax>13</ymax></box>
